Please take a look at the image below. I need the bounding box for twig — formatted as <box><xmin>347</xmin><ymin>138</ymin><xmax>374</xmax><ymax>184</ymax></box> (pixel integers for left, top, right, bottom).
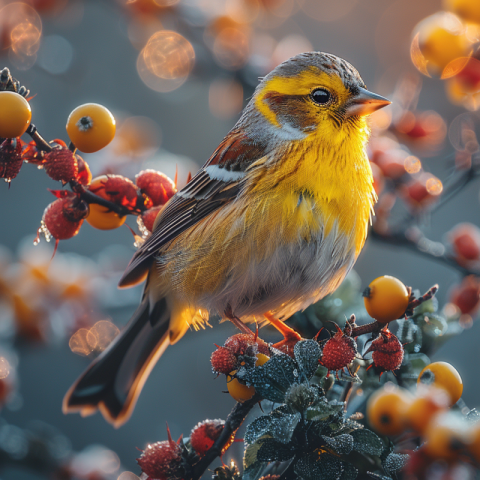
<box><xmin>26</xmin><ymin>124</ymin><xmax>52</xmax><ymax>153</ymax></box>
<box><xmin>190</xmin><ymin>394</ymin><xmax>261</xmax><ymax>480</ymax></box>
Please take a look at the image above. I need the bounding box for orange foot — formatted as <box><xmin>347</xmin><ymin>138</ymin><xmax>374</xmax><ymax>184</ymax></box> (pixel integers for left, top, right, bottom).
<box><xmin>264</xmin><ymin>311</ymin><xmax>303</xmax><ymax>357</ymax></box>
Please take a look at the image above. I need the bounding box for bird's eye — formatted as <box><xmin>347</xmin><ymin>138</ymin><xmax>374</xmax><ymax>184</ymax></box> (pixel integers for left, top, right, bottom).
<box><xmin>311</xmin><ymin>88</ymin><xmax>332</xmax><ymax>105</ymax></box>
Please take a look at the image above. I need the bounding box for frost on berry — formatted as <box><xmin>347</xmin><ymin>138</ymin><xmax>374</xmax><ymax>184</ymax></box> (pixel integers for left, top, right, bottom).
<box><xmin>38</xmin><ymin>194</ymin><xmax>88</xmax><ymax>242</ymax></box>
<box><xmin>320</xmin><ymin>323</ymin><xmax>357</xmax><ymax>373</ymax></box>
<box><xmin>89</xmin><ymin>174</ymin><xmax>139</xmax><ymax>210</ymax></box>
<box><xmin>137</xmin><ymin>427</ymin><xmax>184</xmax><ymax>480</ymax></box>
<box><xmin>0</xmin><ymin>138</ymin><xmax>23</xmax><ymax>182</ymax></box>
<box><xmin>365</xmin><ymin>328</ymin><xmax>404</xmax><ymax>373</ymax></box>
<box><xmin>211</xmin><ymin>346</ymin><xmax>237</xmax><ymax>375</ymax></box>
<box><xmin>190</xmin><ymin>419</ymin><xmax>225</xmax><ymax>456</ymax></box>
<box><xmin>138</xmin><ymin>205</ymin><xmax>163</xmax><ymax>238</ymax></box>
<box><xmin>44</xmin><ymin>147</ymin><xmax>78</xmax><ymax>184</ymax></box>
<box><xmin>135</xmin><ymin>169</ymin><xmax>176</xmax><ymax>207</ymax></box>
<box><xmin>224</xmin><ymin>333</ymin><xmax>269</xmax><ymax>356</ymax></box>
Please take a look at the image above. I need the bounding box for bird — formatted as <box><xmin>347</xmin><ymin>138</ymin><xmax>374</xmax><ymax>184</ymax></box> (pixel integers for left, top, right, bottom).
<box><xmin>63</xmin><ymin>51</ymin><xmax>391</xmax><ymax>427</ymax></box>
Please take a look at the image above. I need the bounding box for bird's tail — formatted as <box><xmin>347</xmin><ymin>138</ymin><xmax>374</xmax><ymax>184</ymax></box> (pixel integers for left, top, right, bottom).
<box><xmin>63</xmin><ymin>295</ymin><xmax>172</xmax><ymax>428</ymax></box>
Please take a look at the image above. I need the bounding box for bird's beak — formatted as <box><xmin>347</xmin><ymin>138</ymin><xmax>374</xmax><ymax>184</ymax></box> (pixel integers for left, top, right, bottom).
<box><xmin>345</xmin><ymin>87</ymin><xmax>391</xmax><ymax>117</ymax></box>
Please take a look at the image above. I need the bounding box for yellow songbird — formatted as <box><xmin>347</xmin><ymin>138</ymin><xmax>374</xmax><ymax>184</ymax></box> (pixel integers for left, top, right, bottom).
<box><xmin>63</xmin><ymin>52</ymin><xmax>390</xmax><ymax>427</ymax></box>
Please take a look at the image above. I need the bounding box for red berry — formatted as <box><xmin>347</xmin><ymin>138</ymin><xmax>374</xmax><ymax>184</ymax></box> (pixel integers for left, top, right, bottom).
<box><xmin>375</xmin><ymin>148</ymin><xmax>408</xmax><ymax>180</ymax></box>
<box><xmin>448</xmin><ymin>223</ymin><xmax>480</xmax><ymax>262</ymax></box>
<box><xmin>320</xmin><ymin>324</ymin><xmax>357</xmax><ymax>372</ymax></box>
<box><xmin>211</xmin><ymin>347</ymin><xmax>238</xmax><ymax>375</ymax></box>
<box><xmin>22</xmin><ymin>140</ymin><xmax>46</xmax><ymax>166</ymax></box>
<box><xmin>75</xmin><ymin>155</ymin><xmax>92</xmax><ymax>186</ymax></box>
<box><xmin>89</xmin><ymin>174</ymin><xmax>139</xmax><ymax>210</ymax></box>
<box><xmin>42</xmin><ymin>195</ymin><xmax>88</xmax><ymax>240</ymax></box>
<box><xmin>139</xmin><ymin>205</ymin><xmax>163</xmax><ymax>234</ymax></box>
<box><xmin>401</xmin><ymin>173</ymin><xmax>440</xmax><ymax>210</ymax></box>
<box><xmin>44</xmin><ymin>147</ymin><xmax>78</xmax><ymax>184</ymax></box>
<box><xmin>190</xmin><ymin>419</ymin><xmax>224</xmax><ymax>456</ymax></box>
<box><xmin>135</xmin><ymin>169</ymin><xmax>176</xmax><ymax>207</ymax></box>
<box><xmin>224</xmin><ymin>333</ymin><xmax>270</xmax><ymax>356</ymax></box>
<box><xmin>0</xmin><ymin>138</ymin><xmax>23</xmax><ymax>182</ymax></box>
<box><xmin>137</xmin><ymin>428</ymin><xmax>184</xmax><ymax>480</ymax></box>
<box><xmin>449</xmin><ymin>276</ymin><xmax>480</xmax><ymax>315</ymax></box>
<box><xmin>365</xmin><ymin>328</ymin><xmax>404</xmax><ymax>372</ymax></box>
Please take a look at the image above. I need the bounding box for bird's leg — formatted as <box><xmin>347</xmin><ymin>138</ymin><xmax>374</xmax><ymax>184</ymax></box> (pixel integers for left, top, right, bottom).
<box><xmin>264</xmin><ymin>311</ymin><xmax>302</xmax><ymax>355</ymax></box>
<box><xmin>224</xmin><ymin>306</ymin><xmax>254</xmax><ymax>335</ymax></box>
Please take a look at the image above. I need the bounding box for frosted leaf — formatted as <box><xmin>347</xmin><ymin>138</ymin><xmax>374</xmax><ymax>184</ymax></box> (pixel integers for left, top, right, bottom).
<box><xmin>245</xmin><ymin>417</ymin><xmax>272</xmax><ymax>445</ymax></box>
<box><xmin>294</xmin><ymin>340</ymin><xmax>322</xmax><ymax>378</ymax></box>
<box><xmin>294</xmin><ymin>452</ymin><xmax>343</xmax><ymax>480</ymax></box>
<box><xmin>467</xmin><ymin>409</ymin><xmax>480</xmax><ymax>423</ymax></box>
<box><xmin>366</xmin><ymin>473</ymin><xmax>392</xmax><ymax>480</ymax></box>
<box><xmin>306</xmin><ymin>398</ymin><xmax>343</xmax><ymax>422</ymax></box>
<box><xmin>383</xmin><ymin>452</ymin><xmax>409</xmax><ymax>474</ymax></box>
<box><xmin>270</xmin><ymin>412</ymin><xmax>301</xmax><ymax>444</ymax></box>
<box><xmin>256</xmin><ymin>438</ymin><xmax>296</xmax><ymax>462</ymax></box>
<box><xmin>285</xmin><ymin>383</ymin><xmax>318</xmax><ymax>413</ymax></box>
<box><xmin>396</xmin><ymin>318</ymin><xmax>414</xmax><ymax>344</ymax></box>
<box><xmin>351</xmin><ymin>429</ymin><xmax>383</xmax><ymax>456</ymax></box>
<box><xmin>321</xmin><ymin>434</ymin><xmax>354</xmax><ymax>455</ymax></box>
<box><xmin>240</xmin><ymin>354</ymin><xmax>297</xmax><ymax>403</ymax></box>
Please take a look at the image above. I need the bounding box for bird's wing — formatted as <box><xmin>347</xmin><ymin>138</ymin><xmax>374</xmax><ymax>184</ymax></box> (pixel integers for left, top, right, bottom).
<box><xmin>118</xmin><ymin>130</ymin><xmax>268</xmax><ymax>287</ymax></box>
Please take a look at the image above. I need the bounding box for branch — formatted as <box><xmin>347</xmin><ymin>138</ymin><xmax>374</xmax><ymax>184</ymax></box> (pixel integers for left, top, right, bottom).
<box><xmin>189</xmin><ymin>393</ymin><xmax>261</xmax><ymax>480</ymax></box>
<box><xmin>26</xmin><ymin>124</ymin><xmax>52</xmax><ymax>152</ymax></box>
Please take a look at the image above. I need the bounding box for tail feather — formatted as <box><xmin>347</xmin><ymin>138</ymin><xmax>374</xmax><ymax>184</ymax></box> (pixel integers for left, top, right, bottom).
<box><xmin>63</xmin><ymin>296</ymin><xmax>171</xmax><ymax>428</ymax></box>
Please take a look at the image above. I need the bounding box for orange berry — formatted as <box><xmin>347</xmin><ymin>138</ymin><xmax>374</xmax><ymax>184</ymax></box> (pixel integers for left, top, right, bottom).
<box><xmin>445</xmin><ymin>0</ymin><xmax>480</xmax><ymax>24</ymax></box>
<box><xmin>423</xmin><ymin>412</ymin><xmax>470</xmax><ymax>460</ymax></box>
<box><xmin>86</xmin><ymin>203</ymin><xmax>126</xmax><ymax>230</ymax></box>
<box><xmin>364</xmin><ymin>276</ymin><xmax>410</xmax><ymax>324</ymax></box>
<box><xmin>414</xmin><ymin>12</ymin><xmax>473</xmax><ymax>75</ymax></box>
<box><xmin>66</xmin><ymin>103</ymin><xmax>116</xmax><ymax>153</ymax></box>
<box><xmin>404</xmin><ymin>386</ymin><xmax>450</xmax><ymax>434</ymax></box>
<box><xmin>0</xmin><ymin>91</ymin><xmax>31</xmax><ymax>138</ymax></box>
<box><xmin>227</xmin><ymin>371</ymin><xmax>255</xmax><ymax>403</ymax></box>
<box><xmin>418</xmin><ymin>362</ymin><xmax>463</xmax><ymax>406</ymax></box>
<box><xmin>226</xmin><ymin>354</ymin><xmax>268</xmax><ymax>403</ymax></box>
<box><xmin>367</xmin><ymin>384</ymin><xmax>412</xmax><ymax>436</ymax></box>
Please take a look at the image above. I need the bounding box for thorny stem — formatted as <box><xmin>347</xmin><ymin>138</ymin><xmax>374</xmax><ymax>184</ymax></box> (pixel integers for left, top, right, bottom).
<box><xmin>190</xmin><ymin>393</ymin><xmax>261</xmax><ymax>480</ymax></box>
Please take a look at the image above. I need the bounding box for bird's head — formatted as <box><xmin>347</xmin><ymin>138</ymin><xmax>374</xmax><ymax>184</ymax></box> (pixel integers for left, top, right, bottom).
<box><xmin>247</xmin><ymin>52</ymin><xmax>390</xmax><ymax>146</ymax></box>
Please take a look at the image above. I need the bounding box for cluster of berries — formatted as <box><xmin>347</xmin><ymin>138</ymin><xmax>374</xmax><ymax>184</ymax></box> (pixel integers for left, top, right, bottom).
<box><xmin>0</xmin><ymin>82</ymin><xmax>178</xmax><ymax>247</ymax></box>
<box><xmin>211</xmin><ymin>332</ymin><xmax>270</xmax><ymax>403</ymax></box>
<box><xmin>366</xmin><ymin>361</ymin><xmax>480</xmax><ymax>472</ymax></box>
<box><xmin>137</xmin><ymin>420</ymin><xmax>229</xmax><ymax>480</ymax></box>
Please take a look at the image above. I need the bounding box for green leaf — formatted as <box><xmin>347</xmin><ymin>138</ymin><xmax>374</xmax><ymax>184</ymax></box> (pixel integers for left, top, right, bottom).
<box><xmin>245</xmin><ymin>416</ymin><xmax>273</xmax><ymax>445</ymax></box>
<box><xmin>256</xmin><ymin>438</ymin><xmax>296</xmax><ymax>462</ymax></box>
<box><xmin>312</xmin><ymin>365</ymin><xmax>328</xmax><ymax>383</ymax></box>
<box><xmin>351</xmin><ymin>429</ymin><xmax>383</xmax><ymax>456</ymax></box>
<box><xmin>294</xmin><ymin>340</ymin><xmax>322</xmax><ymax>379</ymax></box>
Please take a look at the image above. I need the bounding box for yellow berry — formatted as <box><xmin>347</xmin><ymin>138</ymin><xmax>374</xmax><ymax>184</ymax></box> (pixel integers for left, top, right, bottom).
<box><xmin>86</xmin><ymin>203</ymin><xmax>126</xmax><ymax>230</ymax></box>
<box><xmin>404</xmin><ymin>386</ymin><xmax>450</xmax><ymax>434</ymax></box>
<box><xmin>445</xmin><ymin>0</ymin><xmax>480</xmax><ymax>25</ymax></box>
<box><xmin>255</xmin><ymin>353</ymin><xmax>270</xmax><ymax>367</ymax></box>
<box><xmin>418</xmin><ymin>362</ymin><xmax>463</xmax><ymax>406</ymax></box>
<box><xmin>0</xmin><ymin>91</ymin><xmax>31</xmax><ymax>138</ymax></box>
<box><xmin>424</xmin><ymin>412</ymin><xmax>470</xmax><ymax>460</ymax></box>
<box><xmin>66</xmin><ymin>103</ymin><xmax>116</xmax><ymax>153</ymax></box>
<box><xmin>366</xmin><ymin>385</ymin><xmax>412</xmax><ymax>436</ymax></box>
<box><xmin>414</xmin><ymin>12</ymin><xmax>473</xmax><ymax>75</ymax></box>
<box><xmin>227</xmin><ymin>371</ymin><xmax>255</xmax><ymax>403</ymax></box>
<box><xmin>226</xmin><ymin>354</ymin><xmax>268</xmax><ymax>403</ymax></box>
<box><xmin>364</xmin><ymin>276</ymin><xmax>410</xmax><ymax>324</ymax></box>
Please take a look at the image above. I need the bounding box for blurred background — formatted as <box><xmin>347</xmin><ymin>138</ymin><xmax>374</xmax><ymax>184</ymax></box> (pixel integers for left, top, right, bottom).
<box><xmin>0</xmin><ymin>0</ymin><xmax>479</xmax><ymax>478</ymax></box>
